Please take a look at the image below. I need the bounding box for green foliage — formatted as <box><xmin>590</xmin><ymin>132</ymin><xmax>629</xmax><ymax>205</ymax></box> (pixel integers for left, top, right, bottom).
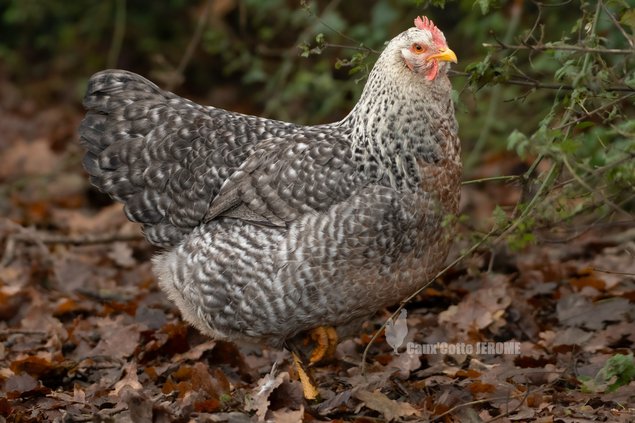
<box><xmin>579</xmin><ymin>353</ymin><xmax>635</xmax><ymax>393</ymax></box>
<box><xmin>507</xmin><ymin>129</ymin><xmax>529</xmax><ymax>158</ymax></box>
<box><xmin>455</xmin><ymin>0</ymin><xmax>634</xmax><ymax>250</ymax></box>
<box><xmin>1</xmin><ymin>0</ymin><xmax>632</xmax><ymax>251</ymax></box>
<box><xmin>476</xmin><ymin>0</ymin><xmax>491</xmax><ymax>15</ymax></box>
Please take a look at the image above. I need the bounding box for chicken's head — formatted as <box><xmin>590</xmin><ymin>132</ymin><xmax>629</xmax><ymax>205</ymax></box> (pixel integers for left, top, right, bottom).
<box><xmin>399</xmin><ymin>16</ymin><xmax>457</xmax><ymax>81</ymax></box>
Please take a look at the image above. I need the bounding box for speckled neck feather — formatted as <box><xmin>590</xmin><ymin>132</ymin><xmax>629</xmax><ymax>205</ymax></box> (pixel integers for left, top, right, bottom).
<box><xmin>342</xmin><ymin>42</ymin><xmax>459</xmax><ymax>190</ymax></box>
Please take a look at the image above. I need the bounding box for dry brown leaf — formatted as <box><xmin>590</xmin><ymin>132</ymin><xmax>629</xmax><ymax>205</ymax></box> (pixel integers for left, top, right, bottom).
<box><xmin>557</xmin><ymin>294</ymin><xmax>632</xmax><ymax>330</ymax></box>
<box><xmin>353</xmin><ymin>388</ymin><xmax>419</xmax><ymax>421</ymax></box>
<box><xmin>315</xmin><ymin>389</ymin><xmax>353</xmax><ymax>415</ymax></box>
<box><xmin>269</xmin><ymin>406</ymin><xmax>304</xmax><ymax>423</ymax></box>
<box><xmin>50</xmin><ymin>203</ymin><xmax>134</xmax><ymax>235</ymax></box>
<box><xmin>9</xmin><ymin>354</ymin><xmax>55</xmax><ymax>379</ymax></box>
<box><xmin>0</xmin><ymin>138</ymin><xmax>58</xmax><ymax>180</ymax></box>
<box><xmin>508</xmin><ymin>406</ymin><xmax>536</xmax><ymax>420</ymax></box>
<box><xmin>4</xmin><ymin>373</ymin><xmax>38</xmax><ymax>396</ymax></box>
<box><xmin>584</xmin><ymin>321</ymin><xmax>635</xmax><ymax>352</ymax></box>
<box><xmin>172</xmin><ymin>340</ymin><xmax>216</xmax><ymax>362</ymax></box>
<box><xmin>108</xmin><ymin>242</ymin><xmax>136</xmax><ymax>268</ymax></box>
<box><xmin>439</xmin><ymin>274</ymin><xmax>511</xmax><ymax>333</ymax></box>
<box><xmin>118</xmin><ymin>385</ymin><xmax>154</xmax><ymax>421</ymax></box>
<box><xmin>551</xmin><ymin>327</ymin><xmax>594</xmax><ymax>347</ymax></box>
<box><xmin>135</xmin><ymin>306</ymin><xmax>168</xmax><ymax>330</ymax></box>
<box><xmin>190</xmin><ymin>362</ymin><xmax>219</xmax><ymax>398</ymax></box>
<box><xmin>570</xmin><ymin>275</ymin><xmax>606</xmax><ymax>291</ymax></box>
<box><xmin>245</xmin><ymin>366</ymin><xmax>288</xmax><ymax>421</ymax></box>
<box><xmin>112</xmin><ymin>362</ymin><xmax>143</xmax><ymax>396</ymax></box>
<box><xmin>89</xmin><ymin>317</ymin><xmax>141</xmax><ymax>359</ymax></box>
<box><xmin>19</xmin><ymin>288</ymin><xmax>66</xmax><ymax>338</ymax></box>
<box><xmin>194</xmin><ymin>398</ymin><xmax>222</xmax><ymax>413</ymax></box>
<box><xmin>2</xmin><ymin>97</ymin><xmax>634</xmax><ymax>422</ymax></box>
<box><xmin>4</xmin><ymin>373</ymin><xmax>50</xmax><ymax>399</ymax></box>
<box><xmin>52</xmin><ymin>250</ymin><xmax>111</xmax><ymax>293</ymax></box>
<box><xmin>388</xmin><ymin>352</ymin><xmax>421</xmax><ymax>379</ymax></box>
<box><xmin>468</xmin><ymin>381</ymin><xmax>496</xmax><ymax>394</ymax></box>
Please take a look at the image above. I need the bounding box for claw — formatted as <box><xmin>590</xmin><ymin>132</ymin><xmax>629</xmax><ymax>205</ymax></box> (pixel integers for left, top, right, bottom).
<box><xmin>308</xmin><ymin>326</ymin><xmax>338</xmax><ymax>365</ymax></box>
<box><xmin>292</xmin><ymin>352</ymin><xmax>319</xmax><ymax>400</ymax></box>
<box><xmin>286</xmin><ymin>326</ymin><xmax>338</xmax><ymax>400</ymax></box>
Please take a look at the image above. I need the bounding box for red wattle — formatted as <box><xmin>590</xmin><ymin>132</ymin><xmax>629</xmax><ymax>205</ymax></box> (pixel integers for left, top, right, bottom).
<box><xmin>426</xmin><ymin>61</ymin><xmax>439</xmax><ymax>80</ymax></box>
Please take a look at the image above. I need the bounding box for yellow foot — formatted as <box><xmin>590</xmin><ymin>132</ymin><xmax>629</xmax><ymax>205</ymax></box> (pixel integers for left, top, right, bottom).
<box><xmin>292</xmin><ymin>352</ymin><xmax>319</xmax><ymax>400</ymax></box>
<box><xmin>308</xmin><ymin>326</ymin><xmax>338</xmax><ymax>365</ymax></box>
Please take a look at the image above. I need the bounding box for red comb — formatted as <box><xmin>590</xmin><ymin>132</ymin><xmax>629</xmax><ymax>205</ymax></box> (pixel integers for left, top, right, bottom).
<box><xmin>414</xmin><ymin>16</ymin><xmax>445</xmax><ymax>46</ymax></box>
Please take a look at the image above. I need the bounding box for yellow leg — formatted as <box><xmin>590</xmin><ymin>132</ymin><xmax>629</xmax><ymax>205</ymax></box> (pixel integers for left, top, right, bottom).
<box><xmin>292</xmin><ymin>352</ymin><xmax>319</xmax><ymax>400</ymax></box>
<box><xmin>308</xmin><ymin>326</ymin><xmax>338</xmax><ymax>365</ymax></box>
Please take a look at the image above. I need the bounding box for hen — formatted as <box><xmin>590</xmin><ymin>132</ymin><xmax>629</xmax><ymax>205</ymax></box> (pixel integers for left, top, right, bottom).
<box><xmin>80</xmin><ymin>15</ymin><xmax>460</xmax><ymax>385</ymax></box>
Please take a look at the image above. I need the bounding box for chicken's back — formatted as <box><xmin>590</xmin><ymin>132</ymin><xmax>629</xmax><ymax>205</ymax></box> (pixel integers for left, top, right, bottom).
<box><xmin>79</xmin><ymin>70</ymin><xmax>298</xmax><ymax>246</ymax></box>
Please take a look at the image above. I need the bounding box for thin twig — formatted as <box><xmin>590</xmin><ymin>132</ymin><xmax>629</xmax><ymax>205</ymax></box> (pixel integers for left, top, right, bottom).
<box><xmin>324</xmin><ymin>43</ymin><xmax>379</xmax><ymax>53</ymax></box>
<box><xmin>486</xmin><ymin>388</ymin><xmax>533</xmax><ymax>423</ymax></box>
<box><xmin>263</xmin><ymin>0</ymin><xmax>354</xmax><ymax>116</ymax></box>
<box><xmin>300</xmin><ymin>0</ymin><xmax>379</xmax><ymax>54</ymax></box>
<box><xmin>465</xmin><ymin>0</ymin><xmax>523</xmax><ymax>172</ymax></box>
<box><xmin>494</xmin><ymin>163</ymin><xmax>559</xmax><ymax>244</ymax></box>
<box><xmin>501</xmin><ymin>8</ymin><xmax>608</xmax><ymax>229</ymax></box>
<box><xmin>591</xmin><ymin>268</ymin><xmax>635</xmax><ymax>276</ymax></box>
<box><xmin>533</xmin><ymin>0</ymin><xmax>574</xmax><ymax>7</ymax></box>
<box><xmin>11</xmin><ymin>232</ymin><xmax>144</xmax><ymax>246</ymax></box>
<box><xmin>543</xmin><ymin>217</ymin><xmax>635</xmax><ymax>237</ymax></box>
<box><xmin>523</xmin><ymin>1</ymin><xmax>543</xmax><ymax>45</ymax></box>
<box><xmin>448</xmin><ymin>71</ymin><xmax>635</xmax><ymax>93</ymax></box>
<box><xmin>561</xmin><ymin>154</ymin><xmax>631</xmax><ymax>218</ymax></box>
<box><xmin>462</xmin><ymin>175</ymin><xmax>522</xmax><ymax>185</ymax></box>
<box><xmin>534</xmin><ymin>193</ymin><xmax>635</xmax><ymax>241</ymax></box>
<box><xmin>360</xmin><ymin>226</ymin><xmax>500</xmax><ymax>373</ymax></box>
<box><xmin>601</xmin><ymin>2</ymin><xmax>634</xmax><ymax>48</ymax></box>
<box><xmin>551</xmin><ymin>153</ymin><xmax>635</xmax><ymax>192</ymax></box>
<box><xmin>107</xmin><ymin>0</ymin><xmax>127</xmax><ymax>68</ymax></box>
<box><xmin>167</xmin><ymin>0</ymin><xmax>213</xmax><ymax>91</ymax></box>
<box><xmin>576</xmin><ymin>0</ymin><xmax>603</xmax><ymax>91</ymax></box>
<box><xmin>0</xmin><ymin>329</ymin><xmax>49</xmax><ymax>336</ymax></box>
<box><xmin>483</xmin><ymin>42</ymin><xmax>635</xmax><ymax>55</ymax></box>
<box><xmin>1</xmin><ymin>220</ymin><xmax>52</xmax><ymax>267</ymax></box>
<box><xmin>431</xmin><ymin>387</ymin><xmax>538</xmax><ymax>422</ymax></box>
<box><xmin>552</xmin><ymin>93</ymin><xmax>635</xmax><ymax>130</ymax></box>
<box><xmin>502</xmin><ymin>78</ymin><xmax>634</xmax><ymax>93</ymax></box>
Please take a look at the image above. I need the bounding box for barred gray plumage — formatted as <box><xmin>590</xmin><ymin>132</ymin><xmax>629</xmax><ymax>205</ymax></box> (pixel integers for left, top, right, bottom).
<box><xmin>79</xmin><ymin>17</ymin><xmax>461</xmax><ymax>349</ymax></box>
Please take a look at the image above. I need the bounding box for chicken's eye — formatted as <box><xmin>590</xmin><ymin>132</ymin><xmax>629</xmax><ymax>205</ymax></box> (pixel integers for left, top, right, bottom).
<box><xmin>412</xmin><ymin>43</ymin><xmax>426</xmax><ymax>54</ymax></box>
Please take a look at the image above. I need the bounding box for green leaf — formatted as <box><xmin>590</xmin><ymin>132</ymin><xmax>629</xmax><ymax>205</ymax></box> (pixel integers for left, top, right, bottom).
<box><xmin>554</xmin><ymin>59</ymin><xmax>577</xmax><ymax>81</ymax></box>
<box><xmin>476</xmin><ymin>0</ymin><xmax>490</xmax><ymax>14</ymax></box>
<box><xmin>492</xmin><ymin>205</ymin><xmax>508</xmax><ymax>227</ymax></box>
<box><xmin>575</xmin><ymin>121</ymin><xmax>595</xmax><ymax>130</ymax></box>
<box><xmin>603</xmin><ymin>353</ymin><xmax>635</xmax><ymax>392</ymax></box>
<box><xmin>507</xmin><ymin>129</ymin><xmax>529</xmax><ymax>158</ymax></box>
<box><xmin>579</xmin><ymin>353</ymin><xmax>635</xmax><ymax>393</ymax></box>
<box><xmin>620</xmin><ymin>9</ymin><xmax>635</xmax><ymax>33</ymax></box>
<box><xmin>559</xmin><ymin>137</ymin><xmax>580</xmax><ymax>154</ymax></box>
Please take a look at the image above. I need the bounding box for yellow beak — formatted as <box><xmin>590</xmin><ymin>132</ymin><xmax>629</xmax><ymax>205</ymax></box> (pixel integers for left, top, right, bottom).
<box><xmin>428</xmin><ymin>47</ymin><xmax>458</xmax><ymax>63</ymax></box>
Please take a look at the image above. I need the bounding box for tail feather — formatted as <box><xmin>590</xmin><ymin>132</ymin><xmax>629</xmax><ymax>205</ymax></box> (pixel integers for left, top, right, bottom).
<box><xmin>79</xmin><ymin>69</ymin><xmax>296</xmax><ymax>246</ymax></box>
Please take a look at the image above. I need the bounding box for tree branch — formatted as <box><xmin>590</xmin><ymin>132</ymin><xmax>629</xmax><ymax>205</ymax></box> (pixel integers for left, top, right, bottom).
<box><xmin>552</xmin><ymin>92</ymin><xmax>635</xmax><ymax>129</ymax></box>
<box><xmin>462</xmin><ymin>175</ymin><xmax>523</xmax><ymax>185</ymax></box>
<box><xmin>483</xmin><ymin>41</ymin><xmax>635</xmax><ymax>55</ymax></box>
<box><xmin>107</xmin><ymin>0</ymin><xmax>127</xmax><ymax>69</ymax></box>
<box><xmin>503</xmin><ymin>78</ymin><xmax>635</xmax><ymax>93</ymax></box>
<box><xmin>601</xmin><ymin>2</ymin><xmax>634</xmax><ymax>49</ymax></box>
<box><xmin>12</xmin><ymin>232</ymin><xmax>145</xmax><ymax>245</ymax></box>
<box><xmin>166</xmin><ymin>0</ymin><xmax>213</xmax><ymax>91</ymax></box>
<box><xmin>449</xmin><ymin>70</ymin><xmax>635</xmax><ymax>93</ymax></box>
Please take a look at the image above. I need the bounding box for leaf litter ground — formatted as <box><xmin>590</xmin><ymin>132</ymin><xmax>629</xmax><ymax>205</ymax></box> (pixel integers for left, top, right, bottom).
<box><xmin>1</xmin><ymin>102</ymin><xmax>634</xmax><ymax>423</ymax></box>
